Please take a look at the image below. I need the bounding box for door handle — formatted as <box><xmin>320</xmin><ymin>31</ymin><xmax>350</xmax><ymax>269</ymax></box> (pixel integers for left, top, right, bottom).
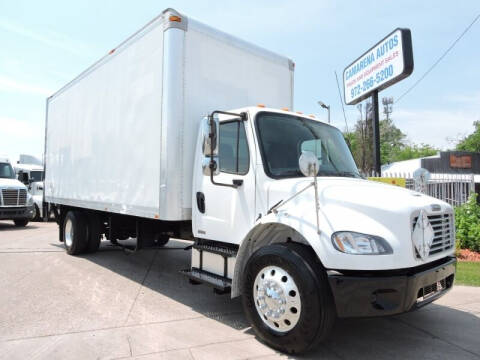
<box><xmin>196</xmin><ymin>192</ymin><xmax>205</xmax><ymax>213</ymax></box>
<box><xmin>232</xmin><ymin>179</ymin><xmax>243</xmax><ymax>187</ymax></box>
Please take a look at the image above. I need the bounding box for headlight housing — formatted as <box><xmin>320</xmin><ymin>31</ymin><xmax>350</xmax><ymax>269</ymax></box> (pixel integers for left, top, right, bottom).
<box><xmin>331</xmin><ymin>231</ymin><xmax>393</xmax><ymax>255</ymax></box>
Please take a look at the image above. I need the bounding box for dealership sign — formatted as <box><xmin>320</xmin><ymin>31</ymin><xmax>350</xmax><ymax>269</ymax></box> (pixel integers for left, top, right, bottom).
<box><xmin>343</xmin><ymin>28</ymin><xmax>414</xmax><ymax>105</ymax></box>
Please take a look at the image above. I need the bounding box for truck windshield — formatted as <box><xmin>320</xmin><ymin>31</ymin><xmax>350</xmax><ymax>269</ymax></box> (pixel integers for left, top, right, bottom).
<box><xmin>0</xmin><ymin>163</ymin><xmax>16</xmax><ymax>179</ymax></box>
<box><xmin>256</xmin><ymin>112</ymin><xmax>360</xmax><ymax>179</ymax></box>
<box><xmin>30</xmin><ymin>171</ymin><xmax>44</xmax><ymax>182</ymax></box>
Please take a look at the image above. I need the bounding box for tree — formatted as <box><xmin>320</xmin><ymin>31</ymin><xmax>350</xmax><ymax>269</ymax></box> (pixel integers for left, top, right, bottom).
<box><xmin>390</xmin><ymin>143</ymin><xmax>438</xmax><ymax>162</ymax></box>
<box><xmin>343</xmin><ymin>98</ymin><xmax>438</xmax><ymax>173</ymax></box>
<box><xmin>456</xmin><ymin>121</ymin><xmax>480</xmax><ymax>152</ymax></box>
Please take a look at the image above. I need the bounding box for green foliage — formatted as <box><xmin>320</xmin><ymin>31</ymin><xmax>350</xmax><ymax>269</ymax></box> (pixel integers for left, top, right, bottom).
<box><xmin>456</xmin><ymin>121</ymin><xmax>480</xmax><ymax>152</ymax></box>
<box><xmin>456</xmin><ymin>262</ymin><xmax>480</xmax><ymax>287</ymax></box>
<box><xmin>390</xmin><ymin>143</ymin><xmax>438</xmax><ymax>162</ymax></box>
<box><xmin>344</xmin><ymin>110</ymin><xmax>438</xmax><ymax>173</ymax></box>
<box><xmin>455</xmin><ymin>193</ymin><xmax>480</xmax><ymax>252</ymax></box>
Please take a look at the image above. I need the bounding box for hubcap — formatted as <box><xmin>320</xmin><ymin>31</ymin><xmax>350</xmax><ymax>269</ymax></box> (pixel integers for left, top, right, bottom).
<box><xmin>253</xmin><ymin>265</ymin><xmax>301</xmax><ymax>333</ymax></box>
<box><xmin>65</xmin><ymin>218</ymin><xmax>74</xmax><ymax>247</ymax></box>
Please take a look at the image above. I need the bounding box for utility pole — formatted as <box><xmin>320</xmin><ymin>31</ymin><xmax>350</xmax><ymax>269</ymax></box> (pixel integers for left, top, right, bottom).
<box><xmin>382</xmin><ymin>97</ymin><xmax>393</xmax><ymax>121</ymax></box>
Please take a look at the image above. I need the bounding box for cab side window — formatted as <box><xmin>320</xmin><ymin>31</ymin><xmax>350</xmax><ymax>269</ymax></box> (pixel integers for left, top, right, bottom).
<box><xmin>219</xmin><ymin>121</ymin><xmax>249</xmax><ymax>175</ymax></box>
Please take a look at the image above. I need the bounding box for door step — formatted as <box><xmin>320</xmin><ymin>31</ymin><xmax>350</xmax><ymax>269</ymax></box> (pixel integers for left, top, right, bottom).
<box><xmin>180</xmin><ymin>268</ymin><xmax>232</xmax><ymax>293</ymax></box>
<box><xmin>192</xmin><ymin>243</ymin><xmax>237</xmax><ymax>257</ymax></box>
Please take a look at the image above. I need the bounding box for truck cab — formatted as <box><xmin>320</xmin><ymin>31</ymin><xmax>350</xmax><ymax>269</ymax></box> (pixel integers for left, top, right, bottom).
<box><xmin>0</xmin><ymin>157</ymin><xmax>34</xmax><ymax>226</ymax></box>
<box><xmin>15</xmin><ymin>163</ymin><xmax>45</xmax><ymax>221</ymax></box>
<box><xmin>187</xmin><ymin>106</ymin><xmax>455</xmax><ymax>352</ymax></box>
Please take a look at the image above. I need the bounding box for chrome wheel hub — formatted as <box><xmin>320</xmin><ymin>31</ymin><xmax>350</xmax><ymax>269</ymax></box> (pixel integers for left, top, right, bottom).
<box><xmin>65</xmin><ymin>218</ymin><xmax>73</xmax><ymax>247</ymax></box>
<box><xmin>253</xmin><ymin>265</ymin><xmax>301</xmax><ymax>333</ymax></box>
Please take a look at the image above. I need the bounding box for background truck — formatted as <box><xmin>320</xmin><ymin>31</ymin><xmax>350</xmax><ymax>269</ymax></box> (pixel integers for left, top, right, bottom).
<box><xmin>15</xmin><ymin>161</ymin><xmax>45</xmax><ymax>221</ymax></box>
<box><xmin>44</xmin><ymin>9</ymin><xmax>456</xmax><ymax>354</ymax></box>
<box><xmin>0</xmin><ymin>156</ymin><xmax>34</xmax><ymax>226</ymax></box>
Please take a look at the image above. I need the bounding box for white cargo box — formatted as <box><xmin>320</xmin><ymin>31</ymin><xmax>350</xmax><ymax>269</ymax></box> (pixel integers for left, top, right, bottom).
<box><xmin>44</xmin><ymin>8</ymin><xmax>294</xmax><ymax>221</ymax></box>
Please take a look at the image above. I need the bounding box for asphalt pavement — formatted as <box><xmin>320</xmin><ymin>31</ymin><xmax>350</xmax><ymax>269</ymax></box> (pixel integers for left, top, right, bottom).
<box><xmin>0</xmin><ymin>221</ymin><xmax>479</xmax><ymax>360</ymax></box>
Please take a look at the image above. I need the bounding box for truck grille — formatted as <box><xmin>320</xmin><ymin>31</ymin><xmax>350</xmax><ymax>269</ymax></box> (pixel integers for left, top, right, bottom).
<box><xmin>1</xmin><ymin>189</ymin><xmax>27</xmax><ymax>206</ymax></box>
<box><xmin>412</xmin><ymin>213</ymin><xmax>454</xmax><ymax>258</ymax></box>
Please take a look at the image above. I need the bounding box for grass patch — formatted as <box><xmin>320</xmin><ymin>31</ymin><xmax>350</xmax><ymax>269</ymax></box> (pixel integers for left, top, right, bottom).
<box><xmin>456</xmin><ymin>261</ymin><xmax>480</xmax><ymax>287</ymax></box>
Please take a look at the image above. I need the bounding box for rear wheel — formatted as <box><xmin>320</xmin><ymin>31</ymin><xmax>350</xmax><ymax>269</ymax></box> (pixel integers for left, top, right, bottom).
<box><xmin>63</xmin><ymin>211</ymin><xmax>88</xmax><ymax>255</ymax></box>
<box><xmin>242</xmin><ymin>243</ymin><xmax>336</xmax><ymax>354</ymax></box>
<box><xmin>85</xmin><ymin>213</ymin><xmax>102</xmax><ymax>253</ymax></box>
<box><xmin>14</xmin><ymin>219</ymin><xmax>29</xmax><ymax>227</ymax></box>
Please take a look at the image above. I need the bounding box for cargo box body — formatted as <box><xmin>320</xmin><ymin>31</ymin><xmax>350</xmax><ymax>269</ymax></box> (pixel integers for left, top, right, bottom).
<box><xmin>44</xmin><ymin>9</ymin><xmax>294</xmax><ymax>221</ymax></box>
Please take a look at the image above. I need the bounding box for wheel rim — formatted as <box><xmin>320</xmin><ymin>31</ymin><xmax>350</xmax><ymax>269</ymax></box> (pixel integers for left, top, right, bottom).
<box><xmin>65</xmin><ymin>218</ymin><xmax>74</xmax><ymax>247</ymax></box>
<box><xmin>253</xmin><ymin>265</ymin><xmax>302</xmax><ymax>333</ymax></box>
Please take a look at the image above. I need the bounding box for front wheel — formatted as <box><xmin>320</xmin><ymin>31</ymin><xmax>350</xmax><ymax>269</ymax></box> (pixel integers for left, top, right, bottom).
<box><xmin>242</xmin><ymin>243</ymin><xmax>336</xmax><ymax>354</ymax></box>
<box><xmin>14</xmin><ymin>219</ymin><xmax>29</xmax><ymax>227</ymax></box>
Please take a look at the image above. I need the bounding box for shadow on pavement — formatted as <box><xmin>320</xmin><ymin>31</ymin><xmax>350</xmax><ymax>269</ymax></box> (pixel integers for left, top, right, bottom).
<box><xmin>0</xmin><ymin>222</ymin><xmax>41</xmax><ymax>232</ymax></box>
<box><xmin>69</xmin><ymin>238</ymin><xmax>479</xmax><ymax>359</ymax></box>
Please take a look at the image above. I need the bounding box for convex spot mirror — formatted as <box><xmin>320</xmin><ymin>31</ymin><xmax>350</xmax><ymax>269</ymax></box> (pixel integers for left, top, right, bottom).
<box><xmin>201</xmin><ymin>115</ymin><xmax>220</xmax><ymax>177</ymax></box>
<box><xmin>299</xmin><ymin>151</ymin><xmax>319</xmax><ymax>177</ymax></box>
<box><xmin>202</xmin><ymin>115</ymin><xmax>219</xmax><ymax>157</ymax></box>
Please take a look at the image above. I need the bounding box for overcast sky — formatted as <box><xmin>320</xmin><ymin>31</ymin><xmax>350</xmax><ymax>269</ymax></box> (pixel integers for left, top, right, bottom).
<box><xmin>0</xmin><ymin>0</ymin><xmax>479</xmax><ymax>161</ymax></box>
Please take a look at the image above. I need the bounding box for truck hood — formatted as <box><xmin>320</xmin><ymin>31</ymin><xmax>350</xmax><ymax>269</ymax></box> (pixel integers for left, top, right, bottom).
<box><xmin>0</xmin><ymin>178</ymin><xmax>26</xmax><ymax>189</ymax></box>
<box><xmin>267</xmin><ymin>177</ymin><xmax>451</xmax><ymax>235</ymax></box>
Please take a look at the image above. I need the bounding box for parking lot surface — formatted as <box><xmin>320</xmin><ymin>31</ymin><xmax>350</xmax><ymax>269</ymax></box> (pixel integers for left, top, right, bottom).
<box><xmin>0</xmin><ymin>221</ymin><xmax>479</xmax><ymax>360</ymax></box>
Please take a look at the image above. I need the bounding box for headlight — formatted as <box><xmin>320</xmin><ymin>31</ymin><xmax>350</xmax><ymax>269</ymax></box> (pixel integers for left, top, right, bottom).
<box><xmin>331</xmin><ymin>231</ymin><xmax>393</xmax><ymax>255</ymax></box>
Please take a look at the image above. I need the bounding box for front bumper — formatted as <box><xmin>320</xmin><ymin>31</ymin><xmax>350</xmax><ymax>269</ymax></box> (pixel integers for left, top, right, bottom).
<box><xmin>0</xmin><ymin>205</ymin><xmax>35</xmax><ymax>220</ymax></box>
<box><xmin>328</xmin><ymin>256</ymin><xmax>456</xmax><ymax>318</ymax></box>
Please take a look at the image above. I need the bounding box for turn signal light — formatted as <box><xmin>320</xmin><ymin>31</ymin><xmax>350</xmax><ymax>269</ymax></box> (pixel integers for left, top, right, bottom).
<box><xmin>169</xmin><ymin>15</ymin><xmax>182</xmax><ymax>22</ymax></box>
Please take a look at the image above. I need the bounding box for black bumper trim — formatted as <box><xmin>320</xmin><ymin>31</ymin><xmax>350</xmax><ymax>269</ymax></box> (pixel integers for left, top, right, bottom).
<box><xmin>328</xmin><ymin>257</ymin><xmax>456</xmax><ymax>318</ymax></box>
<box><xmin>0</xmin><ymin>206</ymin><xmax>34</xmax><ymax>220</ymax></box>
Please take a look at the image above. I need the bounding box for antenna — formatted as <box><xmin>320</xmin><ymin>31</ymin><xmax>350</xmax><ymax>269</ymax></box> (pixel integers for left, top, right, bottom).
<box><xmin>335</xmin><ymin>71</ymin><xmax>349</xmax><ymax>133</ymax></box>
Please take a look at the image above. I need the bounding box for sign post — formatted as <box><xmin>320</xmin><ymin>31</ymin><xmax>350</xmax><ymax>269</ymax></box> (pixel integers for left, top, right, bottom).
<box><xmin>343</xmin><ymin>28</ymin><xmax>414</xmax><ymax>175</ymax></box>
<box><xmin>372</xmin><ymin>90</ymin><xmax>381</xmax><ymax>174</ymax></box>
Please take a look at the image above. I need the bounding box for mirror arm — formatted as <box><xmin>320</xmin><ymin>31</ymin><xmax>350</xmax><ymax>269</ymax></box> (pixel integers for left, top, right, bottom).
<box><xmin>207</xmin><ymin>111</ymin><xmax>243</xmax><ymax>189</ymax></box>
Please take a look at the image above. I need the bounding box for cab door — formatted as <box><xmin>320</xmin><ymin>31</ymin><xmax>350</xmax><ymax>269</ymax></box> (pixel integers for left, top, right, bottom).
<box><xmin>193</xmin><ymin>118</ymin><xmax>256</xmax><ymax>245</ymax></box>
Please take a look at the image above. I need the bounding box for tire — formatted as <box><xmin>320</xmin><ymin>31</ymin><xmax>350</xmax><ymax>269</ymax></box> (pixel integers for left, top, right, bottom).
<box><xmin>242</xmin><ymin>243</ymin><xmax>336</xmax><ymax>354</ymax></box>
<box><xmin>63</xmin><ymin>211</ymin><xmax>88</xmax><ymax>255</ymax></box>
<box><xmin>14</xmin><ymin>219</ymin><xmax>29</xmax><ymax>227</ymax></box>
<box><xmin>85</xmin><ymin>213</ymin><xmax>102</xmax><ymax>253</ymax></box>
<box><xmin>33</xmin><ymin>204</ymin><xmax>41</xmax><ymax>221</ymax></box>
<box><xmin>154</xmin><ymin>234</ymin><xmax>169</xmax><ymax>247</ymax></box>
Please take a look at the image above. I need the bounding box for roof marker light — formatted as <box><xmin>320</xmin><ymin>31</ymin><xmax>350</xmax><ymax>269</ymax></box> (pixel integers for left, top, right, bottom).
<box><xmin>281</xmin><ymin>107</ymin><xmax>289</xmax><ymax>111</ymax></box>
<box><xmin>309</xmin><ymin>114</ymin><xmax>316</xmax><ymax>118</ymax></box>
<box><xmin>169</xmin><ymin>15</ymin><xmax>182</xmax><ymax>22</ymax></box>
<box><xmin>257</xmin><ymin>104</ymin><xmax>265</xmax><ymax>108</ymax></box>
<box><xmin>109</xmin><ymin>49</ymin><xmax>115</xmax><ymax>55</ymax></box>
<box><xmin>296</xmin><ymin>111</ymin><xmax>303</xmax><ymax>114</ymax></box>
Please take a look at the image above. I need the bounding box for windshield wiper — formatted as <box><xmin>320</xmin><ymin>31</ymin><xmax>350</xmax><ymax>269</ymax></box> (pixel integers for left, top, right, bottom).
<box><xmin>317</xmin><ymin>170</ymin><xmax>361</xmax><ymax>178</ymax></box>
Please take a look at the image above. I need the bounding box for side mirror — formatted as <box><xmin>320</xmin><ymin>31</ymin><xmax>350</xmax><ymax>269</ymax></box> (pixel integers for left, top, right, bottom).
<box><xmin>18</xmin><ymin>172</ymin><xmax>29</xmax><ymax>185</ymax></box>
<box><xmin>299</xmin><ymin>151</ymin><xmax>319</xmax><ymax>177</ymax></box>
<box><xmin>202</xmin><ymin>157</ymin><xmax>219</xmax><ymax>177</ymax></box>
<box><xmin>202</xmin><ymin>115</ymin><xmax>219</xmax><ymax>156</ymax></box>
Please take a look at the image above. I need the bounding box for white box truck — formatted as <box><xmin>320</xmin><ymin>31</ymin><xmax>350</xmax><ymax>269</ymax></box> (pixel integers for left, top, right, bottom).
<box><xmin>44</xmin><ymin>9</ymin><xmax>456</xmax><ymax>354</ymax></box>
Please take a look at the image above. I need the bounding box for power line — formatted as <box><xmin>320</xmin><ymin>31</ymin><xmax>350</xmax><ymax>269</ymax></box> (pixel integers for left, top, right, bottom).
<box><xmin>396</xmin><ymin>13</ymin><xmax>480</xmax><ymax>104</ymax></box>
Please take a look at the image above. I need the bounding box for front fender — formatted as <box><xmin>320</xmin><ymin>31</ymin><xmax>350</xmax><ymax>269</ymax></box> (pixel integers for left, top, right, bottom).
<box><xmin>231</xmin><ymin>210</ymin><xmax>330</xmax><ymax>297</ymax></box>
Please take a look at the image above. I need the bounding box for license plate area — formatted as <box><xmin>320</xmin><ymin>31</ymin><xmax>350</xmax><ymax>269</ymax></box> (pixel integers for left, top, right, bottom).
<box><xmin>416</xmin><ymin>274</ymin><xmax>453</xmax><ymax>304</ymax></box>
